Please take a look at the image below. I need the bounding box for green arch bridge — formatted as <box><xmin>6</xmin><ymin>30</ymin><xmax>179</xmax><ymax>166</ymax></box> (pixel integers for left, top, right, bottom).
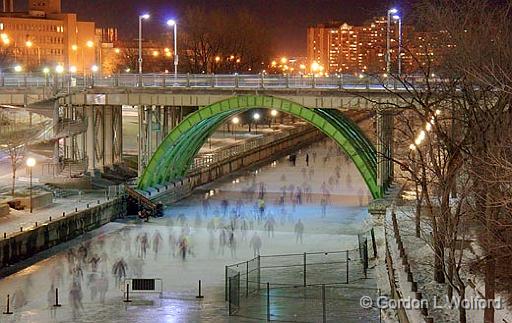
<box><xmin>138</xmin><ymin>95</ymin><xmax>385</xmax><ymax>199</ymax></box>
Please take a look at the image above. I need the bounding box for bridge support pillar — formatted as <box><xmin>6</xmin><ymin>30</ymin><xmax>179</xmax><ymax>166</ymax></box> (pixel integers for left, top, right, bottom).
<box><xmin>95</xmin><ymin>107</ymin><xmax>105</xmax><ymax>171</ymax></box>
<box><xmin>112</xmin><ymin>105</ymin><xmax>123</xmax><ymax>164</ymax></box>
<box><xmin>376</xmin><ymin>110</ymin><xmax>394</xmax><ymax>196</ymax></box>
<box><xmin>138</xmin><ymin>105</ymin><xmax>148</xmax><ymax>176</ymax></box>
<box><xmin>86</xmin><ymin>105</ymin><xmax>97</xmax><ymax>175</ymax></box>
<box><xmin>163</xmin><ymin>106</ymin><xmax>169</xmax><ymax>137</ymax></box>
<box><xmin>104</xmin><ymin>106</ymin><xmax>114</xmax><ymax>168</ymax></box>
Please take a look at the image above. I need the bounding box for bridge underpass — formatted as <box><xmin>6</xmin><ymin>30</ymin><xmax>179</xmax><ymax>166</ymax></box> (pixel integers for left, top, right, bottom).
<box><xmin>0</xmin><ymin>74</ymin><xmax>396</xmax><ymax>196</ymax></box>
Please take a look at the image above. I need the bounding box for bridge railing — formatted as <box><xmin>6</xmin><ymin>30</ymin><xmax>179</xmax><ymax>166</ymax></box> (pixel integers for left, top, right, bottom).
<box><xmin>0</xmin><ymin>72</ymin><xmax>433</xmax><ymax>90</ymax></box>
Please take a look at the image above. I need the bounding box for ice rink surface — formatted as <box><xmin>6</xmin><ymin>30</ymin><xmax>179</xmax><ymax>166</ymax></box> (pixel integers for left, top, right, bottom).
<box><xmin>0</xmin><ymin>139</ymin><xmax>376</xmax><ymax>322</ymax></box>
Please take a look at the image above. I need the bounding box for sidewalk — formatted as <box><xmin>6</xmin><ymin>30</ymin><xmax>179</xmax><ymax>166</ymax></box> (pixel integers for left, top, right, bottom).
<box><xmin>0</xmin><ymin>191</ymin><xmax>113</xmax><ymax>238</ymax></box>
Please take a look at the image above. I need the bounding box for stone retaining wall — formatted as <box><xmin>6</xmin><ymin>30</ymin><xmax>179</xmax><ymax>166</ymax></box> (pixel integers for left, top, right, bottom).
<box><xmin>0</xmin><ymin>197</ymin><xmax>126</xmax><ymax>272</ymax></box>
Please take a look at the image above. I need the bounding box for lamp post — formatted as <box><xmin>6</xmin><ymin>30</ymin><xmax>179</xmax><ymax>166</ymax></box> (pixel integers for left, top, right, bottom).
<box><xmin>270</xmin><ymin>109</ymin><xmax>278</xmax><ymax>130</ymax></box>
<box><xmin>393</xmin><ymin>15</ymin><xmax>403</xmax><ymax>76</ymax></box>
<box><xmin>166</xmin><ymin>19</ymin><xmax>178</xmax><ymax>79</ymax></box>
<box><xmin>253</xmin><ymin>112</ymin><xmax>261</xmax><ymax>135</ymax></box>
<box><xmin>25</xmin><ymin>40</ymin><xmax>41</xmax><ymax>68</ymax></box>
<box><xmin>232</xmin><ymin>117</ymin><xmax>240</xmax><ymax>141</ymax></box>
<box><xmin>386</xmin><ymin>8</ymin><xmax>398</xmax><ymax>75</ymax></box>
<box><xmin>138</xmin><ymin>14</ymin><xmax>150</xmax><ymax>78</ymax></box>
<box><xmin>26</xmin><ymin>157</ymin><xmax>36</xmax><ymax>213</ymax></box>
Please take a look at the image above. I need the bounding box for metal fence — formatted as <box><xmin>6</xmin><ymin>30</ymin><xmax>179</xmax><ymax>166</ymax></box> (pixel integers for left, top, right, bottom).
<box><xmin>225</xmin><ymin>231</ymin><xmax>379</xmax><ymax>322</ymax></box>
<box><xmin>0</xmin><ymin>72</ymin><xmax>434</xmax><ymax>91</ymax></box>
<box><xmin>190</xmin><ymin>124</ymin><xmax>312</xmax><ymax>171</ymax></box>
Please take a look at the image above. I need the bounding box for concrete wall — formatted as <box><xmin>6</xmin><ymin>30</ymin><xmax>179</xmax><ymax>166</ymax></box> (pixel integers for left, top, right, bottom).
<box><xmin>145</xmin><ymin>127</ymin><xmax>324</xmax><ymax>202</ymax></box>
<box><xmin>15</xmin><ymin>192</ymin><xmax>53</xmax><ymax>210</ymax></box>
<box><xmin>0</xmin><ymin>197</ymin><xmax>126</xmax><ymax>272</ymax></box>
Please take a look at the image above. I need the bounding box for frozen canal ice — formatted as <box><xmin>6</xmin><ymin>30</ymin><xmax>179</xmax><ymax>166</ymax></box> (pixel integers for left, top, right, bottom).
<box><xmin>0</xmin><ymin>139</ymin><xmax>377</xmax><ymax>322</ymax></box>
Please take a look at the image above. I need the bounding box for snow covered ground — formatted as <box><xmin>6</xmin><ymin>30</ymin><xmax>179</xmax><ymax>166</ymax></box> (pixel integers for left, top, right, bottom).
<box><xmin>0</xmin><ymin>139</ymin><xmax>378</xmax><ymax>322</ymax></box>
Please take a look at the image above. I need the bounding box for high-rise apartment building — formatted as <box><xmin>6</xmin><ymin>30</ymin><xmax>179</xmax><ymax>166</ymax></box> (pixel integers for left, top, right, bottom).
<box><xmin>307</xmin><ymin>17</ymin><xmax>442</xmax><ymax>75</ymax></box>
<box><xmin>0</xmin><ymin>0</ymin><xmax>97</xmax><ymax>73</ymax></box>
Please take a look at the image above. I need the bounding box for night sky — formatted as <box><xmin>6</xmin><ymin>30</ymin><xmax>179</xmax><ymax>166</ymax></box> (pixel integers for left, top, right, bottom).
<box><xmin>17</xmin><ymin>0</ymin><xmax>402</xmax><ymax>56</ymax></box>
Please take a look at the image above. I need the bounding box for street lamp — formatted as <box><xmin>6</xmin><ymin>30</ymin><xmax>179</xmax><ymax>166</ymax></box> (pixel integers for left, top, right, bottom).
<box><xmin>26</xmin><ymin>157</ymin><xmax>36</xmax><ymax>213</ymax></box>
<box><xmin>167</xmin><ymin>19</ymin><xmax>178</xmax><ymax>79</ymax></box>
<box><xmin>393</xmin><ymin>14</ymin><xmax>403</xmax><ymax>76</ymax></box>
<box><xmin>270</xmin><ymin>109</ymin><xmax>278</xmax><ymax>129</ymax></box>
<box><xmin>25</xmin><ymin>40</ymin><xmax>41</xmax><ymax>67</ymax></box>
<box><xmin>232</xmin><ymin>116</ymin><xmax>240</xmax><ymax>140</ymax></box>
<box><xmin>386</xmin><ymin>8</ymin><xmax>398</xmax><ymax>75</ymax></box>
<box><xmin>55</xmin><ymin>65</ymin><xmax>64</xmax><ymax>74</ymax></box>
<box><xmin>14</xmin><ymin>65</ymin><xmax>22</xmax><ymax>72</ymax></box>
<box><xmin>138</xmin><ymin>14</ymin><xmax>150</xmax><ymax>77</ymax></box>
<box><xmin>253</xmin><ymin>112</ymin><xmax>261</xmax><ymax>135</ymax></box>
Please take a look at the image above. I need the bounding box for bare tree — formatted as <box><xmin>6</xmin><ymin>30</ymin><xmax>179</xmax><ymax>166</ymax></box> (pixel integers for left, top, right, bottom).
<box><xmin>0</xmin><ymin>127</ymin><xmax>27</xmax><ymax>197</ymax></box>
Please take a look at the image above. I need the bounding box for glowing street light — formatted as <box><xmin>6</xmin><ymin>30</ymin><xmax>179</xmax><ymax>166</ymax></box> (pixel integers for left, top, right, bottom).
<box><xmin>55</xmin><ymin>65</ymin><xmax>64</xmax><ymax>74</ymax></box>
<box><xmin>71</xmin><ymin>44</ymin><xmax>78</xmax><ymax>51</ymax></box>
<box><xmin>25</xmin><ymin>40</ymin><xmax>33</xmax><ymax>48</ymax></box>
<box><xmin>152</xmin><ymin>50</ymin><xmax>159</xmax><ymax>57</ymax></box>
<box><xmin>114</xmin><ymin>48</ymin><xmax>120</xmax><ymax>54</ymax></box>
<box><xmin>232</xmin><ymin>116</ymin><xmax>240</xmax><ymax>140</ymax></box>
<box><xmin>166</xmin><ymin>19</ymin><xmax>179</xmax><ymax>78</ymax></box>
<box><xmin>253</xmin><ymin>112</ymin><xmax>261</xmax><ymax>135</ymax></box>
<box><xmin>387</xmin><ymin>8</ymin><xmax>399</xmax><ymax>75</ymax></box>
<box><xmin>392</xmin><ymin>14</ymin><xmax>403</xmax><ymax>75</ymax></box>
<box><xmin>42</xmin><ymin>67</ymin><xmax>50</xmax><ymax>74</ymax></box>
<box><xmin>14</xmin><ymin>65</ymin><xmax>22</xmax><ymax>72</ymax></box>
<box><xmin>311</xmin><ymin>61</ymin><xmax>320</xmax><ymax>73</ymax></box>
<box><xmin>69</xmin><ymin>66</ymin><xmax>77</xmax><ymax>73</ymax></box>
<box><xmin>270</xmin><ymin>109</ymin><xmax>278</xmax><ymax>130</ymax></box>
<box><xmin>1</xmin><ymin>33</ymin><xmax>10</xmax><ymax>45</ymax></box>
<box><xmin>138</xmin><ymin>14</ymin><xmax>150</xmax><ymax>76</ymax></box>
<box><xmin>86</xmin><ymin>40</ymin><xmax>94</xmax><ymax>48</ymax></box>
<box><xmin>280</xmin><ymin>57</ymin><xmax>288</xmax><ymax>64</ymax></box>
<box><xmin>215</xmin><ymin>56</ymin><xmax>221</xmax><ymax>63</ymax></box>
<box><xmin>26</xmin><ymin>157</ymin><xmax>36</xmax><ymax>213</ymax></box>
<box><xmin>91</xmin><ymin>65</ymin><xmax>99</xmax><ymax>73</ymax></box>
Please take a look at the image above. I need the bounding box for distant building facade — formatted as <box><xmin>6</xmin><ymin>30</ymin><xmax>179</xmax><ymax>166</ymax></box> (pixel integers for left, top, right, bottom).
<box><xmin>0</xmin><ymin>0</ymin><xmax>97</xmax><ymax>72</ymax></box>
<box><xmin>307</xmin><ymin>17</ymin><xmax>445</xmax><ymax>75</ymax></box>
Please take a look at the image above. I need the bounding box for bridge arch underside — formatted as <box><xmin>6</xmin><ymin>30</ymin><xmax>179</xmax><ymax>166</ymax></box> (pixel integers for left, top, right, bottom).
<box><xmin>138</xmin><ymin>95</ymin><xmax>381</xmax><ymax>199</ymax></box>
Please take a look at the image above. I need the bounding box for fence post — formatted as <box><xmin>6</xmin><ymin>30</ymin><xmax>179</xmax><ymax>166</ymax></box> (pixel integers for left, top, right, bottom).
<box><xmin>228</xmin><ymin>278</ymin><xmax>232</xmax><ymax>315</ymax></box>
<box><xmin>246</xmin><ymin>261</ymin><xmax>249</xmax><ymax>297</ymax></box>
<box><xmin>346</xmin><ymin>250</ymin><xmax>349</xmax><ymax>284</ymax></box>
<box><xmin>196</xmin><ymin>280</ymin><xmax>204</xmax><ymax>299</ymax></box>
<box><xmin>266</xmin><ymin>282</ymin><xmax>270</xmax><ymax>321</ymax></box>
<box><xmin>3</xmin><ymin>294</ymin><xmax>13</xmax><ymax>314</ymax></box>
<box><xmin>322</xmin><ymin>284</ymin><xmax>326</xmax><ymax>323</ymax></box>
<box><xmin>303</xmin><ymin>252</ymin><xmax>307</xmax><ymax>287</ymax></box>
<box><xmin>363</xmin><ymin>238</ymin><xmax>369</xmax><ymax>279</ymax></box>
<box><xmin>123</xmin><ymin>283</ymin><xmax>132</xmax><ymax>302</ymax></box>
<box><xmin>54</xmin><ymin>288</ymin><xmax>62</xmax><ymax>307</ymax></box>
<box><xmin>257</xmin><ymin>255</ymin><xmax>261</xmax><ymax>291</ymax></box>
<box><xmin>225</xmin><ymin>266</ymin><xmax>228</xmax><ymax>301</ymax></box>
<box><xmin>371</xmin><ymin>228</ymin><xmax>377</xmax><ymax>258</ymax></box>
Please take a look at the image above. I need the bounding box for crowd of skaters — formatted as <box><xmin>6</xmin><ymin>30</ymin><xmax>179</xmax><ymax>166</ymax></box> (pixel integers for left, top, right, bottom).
<box><xmin>3</xmin><ymin>139</ymin><xmax>368</xmax><ymax>319</ymax></box>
